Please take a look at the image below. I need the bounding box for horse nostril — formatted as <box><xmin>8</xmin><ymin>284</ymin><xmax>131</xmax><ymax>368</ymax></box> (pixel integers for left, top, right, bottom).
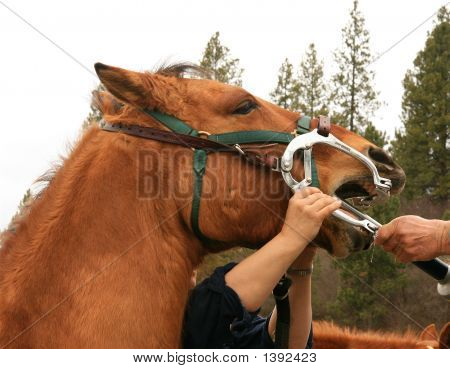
<box><xmin>368</xmin><ymin>147</ymin><xmax>395</xmax><ymax>168</ymax></box>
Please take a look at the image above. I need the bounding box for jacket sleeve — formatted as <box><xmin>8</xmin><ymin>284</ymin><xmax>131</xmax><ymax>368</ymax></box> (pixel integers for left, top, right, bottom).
<box><xmin>183</xmin><ymin>262</ymin><xmax>246</xmax><ymax>348</ymax></box>
<box><xmin>231</xmin><ymin>312</ymin><xmax>314</xmax><ymax>349</ymax></box>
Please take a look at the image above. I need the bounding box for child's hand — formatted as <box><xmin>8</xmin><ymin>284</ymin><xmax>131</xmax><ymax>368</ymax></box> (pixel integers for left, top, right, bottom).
<box><xmin>279</xmin><ymin>187</ymin><xmax>341</xmax><ymax>250</ymax></box>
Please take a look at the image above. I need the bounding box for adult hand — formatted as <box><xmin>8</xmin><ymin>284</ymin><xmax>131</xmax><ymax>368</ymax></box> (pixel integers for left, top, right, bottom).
<box><xmin>279</xmin><ymin>188</ymin><xmax>341</xmax><ymax>250</ymax></box>
<box><xmin>374</xmin><ymin>215</ymin><xmax>449</xmax><ymax>263</ymax></box>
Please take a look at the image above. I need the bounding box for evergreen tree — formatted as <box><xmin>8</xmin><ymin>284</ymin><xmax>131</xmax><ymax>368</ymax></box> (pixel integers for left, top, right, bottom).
<box><xmin>4</xmin><ymin>189</ymin><xmax>33</xmax><ymax>234</ymax></box>
<box><xmin>270</xmin><ymin>58</ymin><xmax>298</xmax><ymax>110</ymax></box>
<box><xmin>330</xmin><ymin>238</ymin><xmax>406</xmax><ymax>330</ymax></box>
<box><xmin>82</xmin><ymin>85</ymin><xmax>104</xmax><ymax>130</ymax></box>
<box><xmin>296</xmin><ymin>43</ymin><xmax>329</xmax><ymax>117</ymax></box>
<box><xmin>391</xmin><ymin>7</ymin><xmax>450</xmax><ymax>201</ymax></box>
<box><xmin>199</xmin><ymin>32</ymin><xmax>244</xmax><ymax>86</ymax></box>
<box><xmin>364</xmin><ymin>122</ymin><xmax>387</xmax><ymax>148</ymax></box>
<box><xmin>331</xmin><ymin>0</ymin><xmax>379</xmax><ymax>132</ymax></box>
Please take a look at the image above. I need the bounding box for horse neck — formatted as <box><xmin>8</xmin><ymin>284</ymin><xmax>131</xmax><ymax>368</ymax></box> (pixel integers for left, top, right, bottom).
<box><xmin>0</xmin><ymin>127</ymin><xmax>202</xmax><ymax>348</ymax></box>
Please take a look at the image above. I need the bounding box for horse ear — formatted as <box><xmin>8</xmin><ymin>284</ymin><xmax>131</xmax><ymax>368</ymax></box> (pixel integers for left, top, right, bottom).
<box><xmin>419</xmin><ymin>324</ymin><xmax>438</xmax><ymax>341</ymax></box>
<box><xmin>94</xmin><ymin>63</ymin><xmax>150</xmax><ymax>108</ymax></box>
<box><xmin>438</xmin><ymin>322</ymin><xmax>450</xmax><ymax>349</ymax></box>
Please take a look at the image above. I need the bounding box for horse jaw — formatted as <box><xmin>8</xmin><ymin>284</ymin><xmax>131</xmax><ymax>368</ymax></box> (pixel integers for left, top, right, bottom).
<box><xmin>313</xmin><ymin>217</ymin><xmax>372</xmax><ymax>258</ymax></box>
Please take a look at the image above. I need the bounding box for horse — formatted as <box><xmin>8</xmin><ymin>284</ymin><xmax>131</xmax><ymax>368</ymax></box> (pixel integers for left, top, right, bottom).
<box><xmin>312</xmin><ymin>321</ymin><xmax>450</xmax><ymax>349</ymax></box>
<box><xmin>0</xmin><ymin>62</ymin><xmax>406</xmax><ymax>348</ymax></box>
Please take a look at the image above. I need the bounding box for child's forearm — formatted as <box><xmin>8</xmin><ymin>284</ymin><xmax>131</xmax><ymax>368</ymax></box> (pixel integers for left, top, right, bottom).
<box><xmin>225</xmin><ymin>233</ymin><xmax>307</xmax><ymax>312</ymax></box>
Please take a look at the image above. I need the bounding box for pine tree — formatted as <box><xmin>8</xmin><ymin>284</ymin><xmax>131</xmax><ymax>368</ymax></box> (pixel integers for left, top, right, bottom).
<box><xmin>82</xmin><ymin>85</ymin><xmax>104</xmax><ymax>130</ymax></box>
<box><xmin>364</xmin><ymin>122</ymin><xmax>387</xmax><ymax>148</ymax></box>
<box><xmin>331</xmin><ymin>0</ymin><xmax>379</xmax><ymax>132</ymax></box>
<box><xmin>4</xmin><ymin>189</ymin><xmax>33</xmax><ymax>234</ymax></box>
<box><xmin>296</xmin><ymin>43</ymin><xmax>328</xmax><ymax>117</ymax></box>
<box><xmin>270</xmin><ymin>58</ymin><xmax>298</xmax><ymax>110</ymax></box>
<box><xmin>330</xmin><ymin>239</ymin><xmax>406</xmax><ymax>330</ymax></box>
<box><xmin>391</xmin><ymin>7</ymin><xmax>450</xmax><ymax>201</ymax></box>
<box><xmin>199</xmin><ymin>32</ymin><xmax>244</xmax><ymax>86</ymax></box>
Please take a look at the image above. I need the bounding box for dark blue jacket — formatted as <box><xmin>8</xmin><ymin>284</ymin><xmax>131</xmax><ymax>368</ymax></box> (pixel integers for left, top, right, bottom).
<box><xmin>182</xmin><ymin>263</ymin><xmax>313</xmax><ymax>349</ymax></box>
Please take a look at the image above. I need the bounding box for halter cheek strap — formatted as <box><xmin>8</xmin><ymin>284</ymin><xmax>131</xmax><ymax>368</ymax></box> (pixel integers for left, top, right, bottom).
<box><xmin>191</xmin><ymin>149</ymin><xmax>208</xmax><ymax>242</ymax></box>
<box><xmin>296</xmin><ymin>116</ymin><xmax>321</xmax><ymax>189</ymax></box>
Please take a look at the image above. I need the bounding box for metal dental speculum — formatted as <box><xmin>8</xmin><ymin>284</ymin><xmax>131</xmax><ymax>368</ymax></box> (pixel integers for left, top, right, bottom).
<box><xmin>280</xmin><ymin>127</ymin><xmax>392</xmax><ymax>234</ymax></box>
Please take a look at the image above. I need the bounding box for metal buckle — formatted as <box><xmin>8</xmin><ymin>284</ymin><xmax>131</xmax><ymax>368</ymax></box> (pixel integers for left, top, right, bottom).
<box><xmin>271</xmin><ymin>157</ymin><xmax>282</xmax><ymax>172</ymax></box>
<box><xmin>317</xmin><ymin>116</ymin><xmax>331</xmax><ymax>137</ymax></box>
<box><xmin>280</xmin><ymin>128</ymin><xmax>391</xmax><ymax>233</ymax></box>
<box><xmin>198</xmin><ymin>130</ymin><xmax>211</xmax><ymax>138</ymax></box>
<box><xmin>234</xmin><ymin>144</ymin><xmax>245</xmax><ymax>155</ymax></box>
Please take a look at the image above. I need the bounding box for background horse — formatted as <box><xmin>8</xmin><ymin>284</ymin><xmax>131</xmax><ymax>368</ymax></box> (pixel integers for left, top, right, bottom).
<box><xmin>313</xmin><ymin>321</ymin><xmax>450</xmax><ymax>349</ymax></box>
<box><xmin>0</xmin><ymin>63</ymin><xmax>405</xmax><ymax>348</ymax></box>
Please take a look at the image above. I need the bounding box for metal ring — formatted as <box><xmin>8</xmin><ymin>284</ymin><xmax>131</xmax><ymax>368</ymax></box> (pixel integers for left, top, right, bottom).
<box><xmin>198</xmin><ymin>130</ymin><xmax>211</xmax><ymax>137</ymax></box>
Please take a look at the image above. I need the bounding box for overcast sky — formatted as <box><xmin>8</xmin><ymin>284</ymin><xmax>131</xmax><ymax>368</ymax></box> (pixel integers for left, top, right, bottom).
<box><xmin>0</xmin><ymin>0</ymin><xmax>447</xmax><ymax>229</ymax></box>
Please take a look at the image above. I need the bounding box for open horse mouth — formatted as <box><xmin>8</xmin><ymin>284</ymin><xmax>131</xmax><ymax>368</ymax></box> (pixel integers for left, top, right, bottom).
<box><xmin>334</xmin><ymin>177</ymin><xmax>380</xmax><ymax>206</ymax></box>
<box><xmin>320</xmin><ymin>176</ymin><xmax>388</xmax><ymax>256</ymax></box>
<box><xmin>322</xmin><ymin>159</ymin><xmax>405</xmax><ymax>257</ymax></box>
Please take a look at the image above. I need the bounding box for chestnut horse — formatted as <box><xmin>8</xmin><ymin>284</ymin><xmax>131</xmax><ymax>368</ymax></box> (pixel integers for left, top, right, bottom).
<box><xmin>313</xmin><ymin>321</ymin><xmax>450</xmax><ymax>349</ymax></box>
<box><xmin>0</xmin><ymin>63</ymin><xmax>406</xmax><ymax>348</ymax></box>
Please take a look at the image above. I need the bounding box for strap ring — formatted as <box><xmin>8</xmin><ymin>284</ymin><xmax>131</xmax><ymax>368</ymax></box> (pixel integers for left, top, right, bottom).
<box><xmin>198</xmin><ymin>130</ymin><xmax>211</xmax><ymax>138</ymax></box>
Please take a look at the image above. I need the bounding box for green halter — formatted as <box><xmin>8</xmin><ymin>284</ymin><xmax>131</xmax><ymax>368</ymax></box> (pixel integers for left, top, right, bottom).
<box><xmin>143</xmin><ymin>109</ymin><xmax>320</xmax><ymax>243</ymax></box>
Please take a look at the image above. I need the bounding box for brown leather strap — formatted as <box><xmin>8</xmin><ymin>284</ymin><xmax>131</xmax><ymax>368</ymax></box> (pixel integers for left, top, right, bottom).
<box><xmin>100</xmin><ymin>120</ymin><xmax>235</xmax><ymax>152</ymax></box>
<box><xmin>317</xmin><ymin>115</ymin><xmax>331</xmax><ymax>137</ymax></box>
<box><xmin>100</xmin><ymin>120</ymin><xmax>282</xmax><ymax>171</ymax></box>
<box><xmin>239</xmin><ymin>151</ymin><xmax>281</xmax><ymax>171</ymax></box>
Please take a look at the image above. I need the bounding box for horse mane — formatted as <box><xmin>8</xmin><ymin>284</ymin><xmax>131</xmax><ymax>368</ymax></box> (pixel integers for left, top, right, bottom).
<box><xmin>313</xmin><ymin>320</ymin><xmax>427</xmax><ymax>349</ymax></box>
<box><xmin>154</xmin><ymin>62</ymin><xmax>209</xmax><ymax>79</ymax></box>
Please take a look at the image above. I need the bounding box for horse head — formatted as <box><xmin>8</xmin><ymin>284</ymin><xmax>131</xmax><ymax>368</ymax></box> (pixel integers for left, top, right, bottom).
<box><xmin>95</xmin><ymin>62</ymin><xmax>405</xmax><ymax>258</ymax></box>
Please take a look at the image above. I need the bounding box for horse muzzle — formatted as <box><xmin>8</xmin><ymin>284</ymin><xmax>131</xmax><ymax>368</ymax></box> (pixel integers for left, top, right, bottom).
<box><xmin>280</xmin><ymin>119</ymin><xmax>391</xmax><ymax>235</ymax></box>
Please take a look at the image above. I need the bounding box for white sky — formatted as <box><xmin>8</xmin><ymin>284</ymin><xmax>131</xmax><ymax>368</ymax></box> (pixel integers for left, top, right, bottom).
<box><xmin>0</xmin><ymin>0</ymin><xmax>447</xmax><ymax>229</ymax></box>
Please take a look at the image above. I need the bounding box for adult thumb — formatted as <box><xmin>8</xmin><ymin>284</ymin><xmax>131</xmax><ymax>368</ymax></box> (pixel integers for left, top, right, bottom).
<box><xmin>374</xmin><ymin>219</ymin><xmax>397</xmax><ymax>246</ymax></box>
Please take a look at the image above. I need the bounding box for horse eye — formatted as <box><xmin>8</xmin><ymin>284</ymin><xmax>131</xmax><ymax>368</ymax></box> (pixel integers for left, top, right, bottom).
<box><xmin>232</xmin><ymin>100</ymin><xmax>257</xmax><ymax>115</ymax></box>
